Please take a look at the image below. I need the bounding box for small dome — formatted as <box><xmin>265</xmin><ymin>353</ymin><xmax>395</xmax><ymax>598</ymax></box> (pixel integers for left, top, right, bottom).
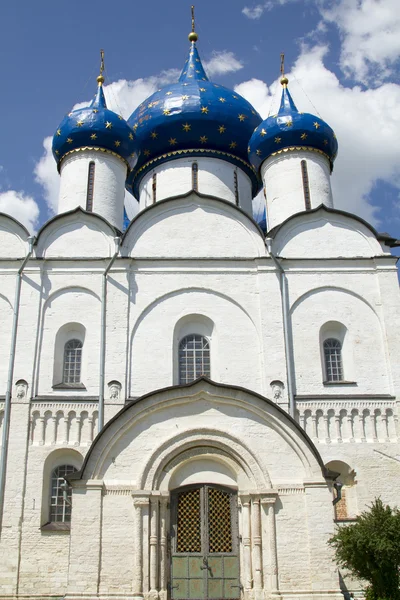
<box><xmin>248</xmin><ymin>81</ymin><xmax>338</xmax><ymax>174</ymax></box>
<box><xmin>52</xmin><ymin>81</ymin><xmax>136</xmax><ymax>169</ymax></box>
<box><xmin>127</xmin><ymin>42</ymin><xmax>262</xmax><ymax>198</ymax></box>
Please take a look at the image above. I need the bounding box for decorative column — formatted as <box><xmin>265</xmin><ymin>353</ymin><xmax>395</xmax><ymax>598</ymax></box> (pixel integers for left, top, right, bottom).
<box><xmin>335</xmin><ymin>415</ymin><xmax>341</xmax><ymax>442</ymax></box>
<box><xmin>347</xmin><ymin>413</ymin><xmax>354</xmax><ymax>442</ymax></box>
<box><xmin>261</xmin><ymin>496</ymin><xmax>279</xmax><ymax>594</ymax></box>
<box><xmin>311</xmin><ymin>414</ymin><xmax>317</xmax><ymax>440</ymax></box>
<box><xmin>159</xmin><ymin>495</ymin><xmax>169</xmax><ymax>599</ymax></box>
<box><xmin>239</xmin><ymin>494</ymin><xmax>252</xmax><ymax>590</ymax></box>
<box><xmin>149</xmin><ymin>494</ymin><xmax>159</xmax><ymax>597</ymax></box>
<box><xmin>88</xmin><ymin>416</ymin><xmax>94</xmax><ymax>443</ymax></box>
<box><xmin>48</xmin><ymin>416</ymin><xmax>57</xmax><ymax>445</ymax></box>
<box><xmin>251</xmin><ymin>496</ymin><xmax>263</xmax><ymax>592</ymax></box>
<box><xmin>37</xmin><ymin>416</ymin><xmax>45</xmax><ymax>445</ymax></box>
<box><xmin>61</xmin><ymin>414</ymin><xmax>69</xmax><ymax>444</ymax></box>
<box><xmin>323</xmin><ymin>414</ymin><xmax>330</xmax><ymax>443</ymax></box>
<box><xmin>132</xmin><ymin>493</ymin><xmax>150</xmax><ymax>600</ymax></box>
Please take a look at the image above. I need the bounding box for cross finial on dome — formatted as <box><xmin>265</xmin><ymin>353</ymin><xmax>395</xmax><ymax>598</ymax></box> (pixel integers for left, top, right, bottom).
<box><xmin>280</xmin><ymin>52</ymin><xmax>289</xmax><ymax>87</ymax></box>
<box><xmin>97</xmin><ymin>49</ymin><xmax>105</xmax><ymax>86</ymax></box>
<box><xmin>188</xmin><ymin>5</ymin><xmax>198</xmax><ymax>42</ymax></box>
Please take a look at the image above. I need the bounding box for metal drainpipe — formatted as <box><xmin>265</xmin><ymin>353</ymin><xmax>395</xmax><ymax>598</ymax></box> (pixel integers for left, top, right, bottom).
<box><xmin>0</xmin><ymin>236</ymin><xmax>34</xmax><ymax>533</ymax></box>
<box><xmin>265</xmin><ymin>237</ymin><xmax>296</xmax><ymax>418</ymax></box>
<box><xmin>98</xmin><ymin>237</ymin><xmax>120</xmax><ymax>433</ymax></box>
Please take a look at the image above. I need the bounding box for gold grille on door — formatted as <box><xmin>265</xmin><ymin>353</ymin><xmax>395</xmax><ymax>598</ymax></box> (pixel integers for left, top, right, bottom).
<box><xmin>176</xmin><ymin>488</ymin><xmax>201</xmax><ymax>552</ymax></box>
<box><xmin>208</xmin><ymin>487</ymin><xmax>232</xmax><ymax>553</ymax></box>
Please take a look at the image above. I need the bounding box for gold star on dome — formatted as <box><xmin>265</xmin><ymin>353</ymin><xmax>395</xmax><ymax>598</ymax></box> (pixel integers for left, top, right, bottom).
<box><xmin>188</xmin><ymin>75</ymin><xmax>193</xmax><ymax>79</ymax></box>
<box><xmin>260</xmin><ymin>129</ymin><xmax>267</xmax><ymax>136</ymax></box>
<box><xmin>196</xmin><ymin>70</ymin><xmax>200</xmax><ymax>74</ymax></box>
<box><xmin>274</xmin><ymin>137</ymin><xmax>281</xmax><ymax>143</ymax></box>
<box><xmin>144</xmin><ymin>149</ymin><xmax>151</xmax><ymax>157</ymax></box>
<box><xmin>93</xmin><ymin>109</ymin><xmax>98</xmax><ymax>113</ymax></box>
<box><xmin>56</xmin><ymin>129</ymin><xmax>61</xmax><ymax>136</ymax></box>
<box><xmin>229</xmin><ymin>141</ymin><xmax>237</xmax><ymax>149</ymax></box>
<box><xmin>301</xmin><ymin>133</ymin><xmax>308</xmax><ymax>140</ymax></box>
<box><xmin>248</xmin><ymin>145</ymin><xmax>250</xmax><ymax>153</ymax></box>
<box><xmin>232</xmin><ymin>95</ymin><xmax>238</xmax><ymax>99</ymax></box>
<box><xmin>114</xmin><ymin>140</ymin><xmax>121</xmax><ymax>147</ymax></box>
<box><xmin>76</xmin><ymin>120</ymin><xmax>84</xmax><ymax>127</ymax></box>
<box><xmin>105</xmin><ymin>121</ymin><xmax>112</xmax><ymax>129</ymax></box>
<box><xmin>323</xmin><ymin>139</ymin><xmax>328</xmax><ymax>145</ymax></box>
<box><xmin>200</xmin><ymin>135</ymin><xmax>208</xmax><ymax>143</ymax></box>
<box><xmin>148</xmin><ymin>102</ymin><xmax>154</xmax><ymax>108</ymax></box>
<box><xmin>201</xmin><ymin>106</ymin><xmax>209</xmax><ymax>114</ymax></box>
<box><xmin>118</xmin><ymin>115</ymin><xmax>123</xmax><ymax>120</ymax></box>
<box><xmin>218</xmin><ymin>125</ymin><xmax>226</xmax><ymax>134</ymax></box>
<box><xmin>182</xmin><ymin>71</ymin><xmax>187</xmax><ymax>76</ymax></box>
<box><xmin>252</xmin><ymin>110</ymin><xmax>256</xmax><ymax>115</ymax></box>
<box><xmin>129</xmin><ymin>133</ymin><xmax>134</xmax><ymax>140</ymax></box>
<box><xmin>133</xmin><ymin>124</ymin><xmax>138</xmax><ymax>131</ymax></box>
<box><xmin>55</xmin><ymin>150</ymin><xmax>59</xmax><ymax>155</ymax></box>
<box><xmin>200</xmin><ymin>88</ymin><xmax>206</xmax><ymax>92</ymax></box>
<box><xmin>333</xmin><ymin>132</ymin><xmax>337</xmax><ymax>138</ymax></box>
<box><xmin>256</xmin><ymin>149</ymin><xmax>262</xmax><ymax>156</ymax></box>
<box><xmin>130</xmin><ymin>152</ymin><xmax>136</xmax><ymax>158</ymax></box>
<box><xmin>182</xmin><ymin>95</ymin><xmax>189</xmax><ymax>101</ymax></box>
<box><xmin>169</xmin><ymin>137</ymin><xmax>177</xmax><ymax>146</ymax></box>
<box><xmin>183</xmin><ymin>83</ymin><xmax>189</xmax><ymax>86</ymax></box>
<box><xmin>196</xmin><ymin>58</ymin><xmax>200</xmax><ymax>63</ymax></box>
<box><xmin>238</xmin><ymin>114</ymin><xmax>246</xmax><ymax>122</ymax></box>
<box><xmin>313</xmin><ymin>121</ymin><xmax>321</xmax><ymax>129</ymax></box>
<box><xmin>219</xmin><ymin>97</ymin><xmax>226</xmax><ymax>103</ymax></box>
<box><xmin>67</xmin><ymin>137</ymin><xmax>73</xmax><ymax>143</ymax></box>
<box><xmin>68</xmin><ymin>112</ymin><xmax>73</xmax><ymax>116</ymax></box>
<box><xmin>90</xmin><ymin>133</ymin><xmax>97</xmax><ymax>140</ymax></box>
<box><xmin>285</xmin><ymin>120</ymin><xmax>293</xmax><ymax>127</ymax></box>
<box><xmin>182</xmin><ymin>123</ymin><xmax>191</xmax><ymax>132</ymax></box>
<box><xmin>189</xmin><ymin>64</ymin><xmax>194</xmax><ymax>69</ymax></box>
<box><xmin>151</xmin><ymin>131</ymin><xmax>158</xmax><ymax>139</ymax></box>
<box><xmin>163</xmin><ymin>109</ymin><xmax>171</xmax><ymax>115</ymax></box>
<box><xmin>166</xmin><ymin>91</ymin><xmax>173</xmax><ymax>96</ymax></box>
<box><xmin>202</xmin><ymin>78</ymin><xmax>206</xmax><ymax>81</ymax></box>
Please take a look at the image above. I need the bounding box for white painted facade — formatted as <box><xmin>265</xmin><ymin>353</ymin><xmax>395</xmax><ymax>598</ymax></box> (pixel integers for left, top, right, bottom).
<box><xmin>0</xmin><ymin>128</ymin><xmax>399</xmax><ymax>600</ymax></box>
<box><xmin>58</xmin><ymin>150</ymin><xmax>128</xmax><ymax>231</ymax></box>
<box><xmin>261</xmin><ymin>150</ymin><xmax>334</xmax><ymax>229</ymax></box>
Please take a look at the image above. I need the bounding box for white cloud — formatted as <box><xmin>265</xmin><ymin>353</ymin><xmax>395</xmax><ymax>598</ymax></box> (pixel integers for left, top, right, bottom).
<box><xmin>0</xmin><ymin>190</ymin><xmax>39</xmax><ymax>233</ymax></box>
<box><xmin>204</xmin><ymin>51</ymin><xmax>243</xmax><ymax>77</ymax></box>
<box><xmin>236</xmin><ymin>44</ymin><xmax>400</xmax><ymax>226</ymax></box>
<box><xmin>242</xmin><ymin>5</ymin><xmax>265</xmax><ymax>19</ymax></box>
<box><xmin>34</xmin><ymin>136</ymin><xmax>60</xmax><ymax>215</ymax></box>
<box><xmin>319</xmin><ymin>0</ymin><xmax>400</xmax><ymax>85</ymax></box>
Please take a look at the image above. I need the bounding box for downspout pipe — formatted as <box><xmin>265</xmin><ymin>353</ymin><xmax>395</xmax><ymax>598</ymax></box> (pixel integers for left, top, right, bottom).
<box><xmin>265</xmin><ymin>237</ymin><xmax>296</xmax><ymax>419</ymax></box>
<box><xmin>0</xmin><ymin>236</ymin><xmax>34</xmax><ymax>534</ymax></box>
<box><xmin>98</xmin><ymin>237</ymin><xmax>120</xmax><ymax>433</ymax></box>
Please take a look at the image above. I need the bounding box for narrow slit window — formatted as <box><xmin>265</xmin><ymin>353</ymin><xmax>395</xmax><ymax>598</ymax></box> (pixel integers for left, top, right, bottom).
<box><xmin>63</xmin><ymin>339</ymin><xmax>83</xmax><ymax>384</ymax></box>
<box><xmin>86</xmin><ymin>162</ymin><xmax>95</xmax><ymax>211</ymax></box>
<box><xmin>301</xmin><ymin>159</ymin><xmax>311</xmax><ymax>210</ymax></box>
<box><xmin>192</xmin><ymin>162</ymin><xmax>198</xmax><ymax>191</ymax></box>
<box><xmin>152</xmin><ymin>173</ymin><xmax>157</xmax><ymax>203</ymax></box>
<box><xmin>179</xmin><ymin>334</ymin><xmax>210</xmax><ymax>384</ymax></box>
<box><xmin>234</xmin><ymin>170</ymin><xmax>239</xmax><ymax>206</ymax></box>
<box><xmin>324</xmin><ymin>338</ymin><xmax>344</xmax><ymax>382</ymax></box>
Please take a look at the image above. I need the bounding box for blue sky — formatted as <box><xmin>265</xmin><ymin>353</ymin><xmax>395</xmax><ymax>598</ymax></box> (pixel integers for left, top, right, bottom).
<box><xmin>0</xmin><ymin>0</ymin><xmax>399</xmax><ymax>255</ymax></box>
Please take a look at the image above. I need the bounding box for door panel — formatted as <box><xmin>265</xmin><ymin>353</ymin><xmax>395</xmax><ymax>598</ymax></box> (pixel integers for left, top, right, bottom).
<box><xmin>171</xmin><ymin>485</ymin><xmax>240</xmax><ymax>600</ymax></box>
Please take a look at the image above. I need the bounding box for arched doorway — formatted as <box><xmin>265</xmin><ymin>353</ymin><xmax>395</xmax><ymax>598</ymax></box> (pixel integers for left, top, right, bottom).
<box><xmin>170</xmin><ymin>484</ymin><xmax>240</xmax><ymax>600</ymax></box>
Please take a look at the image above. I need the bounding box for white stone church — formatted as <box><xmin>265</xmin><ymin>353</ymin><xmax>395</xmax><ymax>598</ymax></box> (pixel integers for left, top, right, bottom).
<box><xmin>0</xmin><ymin>20</ymin><xmax>399</xmax><ymax>600</ymax></box>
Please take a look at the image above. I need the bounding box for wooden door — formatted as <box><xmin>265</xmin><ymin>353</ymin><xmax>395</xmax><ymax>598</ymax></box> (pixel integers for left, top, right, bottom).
<box><xmin>171</xmin><ymin>485</ymin><xmax>240</xmax><ymax>600</ymax></box>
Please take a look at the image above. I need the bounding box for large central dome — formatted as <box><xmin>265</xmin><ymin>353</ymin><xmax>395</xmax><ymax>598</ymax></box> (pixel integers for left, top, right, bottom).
<box><xmin>126</xmin><ymin>39</ymin><xmax>262</xmax><ymax>198</ymax></box>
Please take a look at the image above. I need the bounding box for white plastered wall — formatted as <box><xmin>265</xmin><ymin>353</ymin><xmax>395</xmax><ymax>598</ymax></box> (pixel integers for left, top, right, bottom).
<box><xmin>261</xmin><ymin>150</ymin><xmax>333</xmax><ymax>229</ymax></box>
<box><xmin>138</xmin><ymin>157</ymin><xmax>253</xmax><ymax>217</ymax></box>
<box><xmin>58</xmin><ymin>150</ymin><xmax>127</xmax><ymax>231</ymax></box>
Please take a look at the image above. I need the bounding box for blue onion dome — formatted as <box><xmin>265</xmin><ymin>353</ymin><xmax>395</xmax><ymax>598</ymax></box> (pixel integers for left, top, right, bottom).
<box><xmin>127</xmin><ymin>32</ymin><xmax>263</xmax><ymax>198</ymax></box>
<box><xmin>248</xmin><ymin>75</ymin><xmax>338</xmax><ymax>175</ymax></box>
<box><xmin>52</xmin><ymin>73</ymin><xmax>136</xmax><ymax>170</ymax></box>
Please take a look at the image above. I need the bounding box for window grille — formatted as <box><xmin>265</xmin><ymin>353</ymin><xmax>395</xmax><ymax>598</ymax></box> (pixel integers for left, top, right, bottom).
<box><xmin>86</xmin><ymin>162</ymin><xmax>95</xmax><ymax>211</ymax></box>
<box><xmin>234</xmin><ymin>170</ymin><xmax>239</xmax><ymax>206</ymax></box>
<box><xmin>301</xmin><ymin>160</ymin><xmax>311</xmax><ymax>210</ymax></box>
<box><xmin>179</xmin><ymin>334</ymin><xmax>210</xmax><ymax>384</ymax></box>
<box><xmin>50</xmin><ymin>465</ymin><xmax>78</xmax><ymax>522</ymax></box>
<box><xmin>324</xmin><ymin>338</ymin><xmax>343</xmax><ymax>382</ymax></box>
<box><xmin>63</xmin><ymin>339</ymin><xmax>83</xmax><ymax>384</ymax></box>
<box><xmin>192</xmin><ymin>162</ymin><xmax>198</xmax><ymax>191</ymax></box>
<box><xmin>152</xmin><ymin>173</ymin><xmax>157</xmax><ymax>203</ymax></box>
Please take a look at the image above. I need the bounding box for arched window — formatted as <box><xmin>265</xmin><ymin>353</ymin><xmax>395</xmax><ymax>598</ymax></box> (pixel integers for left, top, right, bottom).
<box><xmin>324</xmin><ymin>338</ymin><xmax>343</xmax><ymax>382</ymax></box>
<box><xmin>63</xmin><ymin>340</ymin><xmax>83</xmax><ymax>384</ymax></box>
<box><xmin>179</xmin><ymin>334</ymin><xmax>210</xmax><ymax>384</ymax></box>
<box><xmin>50</xmin><ymin>465</ymin><xmax>78</xmax><ymax>522</ymax></box>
